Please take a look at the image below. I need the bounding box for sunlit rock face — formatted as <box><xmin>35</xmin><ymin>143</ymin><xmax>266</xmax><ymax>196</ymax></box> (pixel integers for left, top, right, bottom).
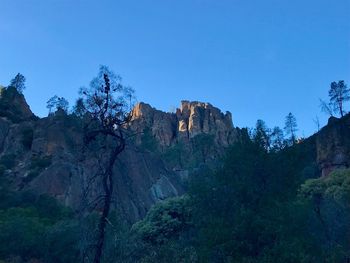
<box><xmin>131</xmin><ymin>102</ymin><xmax>177</xmax><ymax>147</ymax></box>
<box><xmin>316</xmin><ymin>115</ymin><xmax>350</xmax><ymax>177</ymax></box>
<box><xmin>176</xmin><ymin>101</ymin><xmax>234</xmax><ymax>146</ymax></box>
<box><xmin>131</xmin><ymin>100</ymin><xmax>238</xmax><ymax>148</ymax></box>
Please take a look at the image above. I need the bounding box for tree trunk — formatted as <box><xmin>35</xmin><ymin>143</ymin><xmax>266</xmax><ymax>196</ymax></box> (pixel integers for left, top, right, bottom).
<box><xmin>93</xmin><ymin>143</ymin><xmax>124</xmax><ymax>263</ymax></box>
<box><xmin>93</xmin><ymin>182</ymin><xmax>112</xmax><ymax>263</ymax></box>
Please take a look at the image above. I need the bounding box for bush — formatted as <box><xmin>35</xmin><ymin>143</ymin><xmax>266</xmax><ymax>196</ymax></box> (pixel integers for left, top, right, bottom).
<box><xmin>132</xmin><ymin>196</ymin><xmax>192</xmax><ymax>245</ymax></box>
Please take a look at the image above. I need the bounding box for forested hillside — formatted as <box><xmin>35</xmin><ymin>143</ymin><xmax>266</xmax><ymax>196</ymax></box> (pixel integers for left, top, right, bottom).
<box><xmin>0</xmin><ymin>76</ymin><xmax>349</xmax><ymax>262</ymax></box>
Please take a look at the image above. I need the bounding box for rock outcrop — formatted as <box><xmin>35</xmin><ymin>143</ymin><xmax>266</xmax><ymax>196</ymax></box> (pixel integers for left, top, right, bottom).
<box><xmin>316</xmin><ymin>115</ymin><xmax>350</xmax><ymax>176</ymax></box>
<box><xmin>0</xmin><ymin>87</ymin><xmax>35</xmax><ymax>122</ymax></box>
<box><xmin>131</xmin><ymin>100</ymin><xmax>239</xmax><ymax>148</ymax></box>
<box><xmin>0</xmin><ymin>89</ymin><xmax>240</xmax><ymax>222</ymax></box>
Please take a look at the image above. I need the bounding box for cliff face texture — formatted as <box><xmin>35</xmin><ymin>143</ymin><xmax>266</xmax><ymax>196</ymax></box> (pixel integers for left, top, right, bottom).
<box><xmin>131</xmin><ymin>101</ymin><xmax>237</xmax><ymax>148</ymax></box>
<box><xmin>0</xmin><ymin>89</ymin><xmax>240</xmax><ymax>222</ymax></box>
<box><xmin>2</xmin><ymin>87</ymin><xmax>348</xmax><ymax>221</ymax></box>
<box><xmin>316</xmin><ymin>115</ymin><xmax>350</xmax><ymax>177</ymax></box>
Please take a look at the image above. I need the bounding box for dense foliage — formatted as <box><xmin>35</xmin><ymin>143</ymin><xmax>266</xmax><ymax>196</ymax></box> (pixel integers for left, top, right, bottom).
<box><xmin>129</xmin><ymin>132</ymin><xmax>350</xmax><ymax>262</ymax></box>
<box><xmin>1</xmin><ymin>122</ymin><xmax>349</xmax><ymax>262</ymax></box>
<box><xmin>0</xmin><ymin>175</ymin><xmax>80</xmax><ymax>262</ymax></box>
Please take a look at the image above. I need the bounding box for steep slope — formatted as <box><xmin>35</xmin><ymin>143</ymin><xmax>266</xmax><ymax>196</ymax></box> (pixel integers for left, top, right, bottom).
<box><xmin>0</xmin><ymin>88</ymin><xmax>241</xmax><ymax>222</ymax></box>
<box><xmin>316</xmin><ymin>114</ymin><xmax>350</xmax><ymax>176</ymax></box>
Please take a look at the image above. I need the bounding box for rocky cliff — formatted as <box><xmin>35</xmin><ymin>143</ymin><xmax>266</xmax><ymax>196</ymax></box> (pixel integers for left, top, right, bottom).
<box><xmin>131</xmin><ymin>101</ymin><xmax>237</xmax><ymax>147</ymax></box>
<box><xmin>316</xmin><ymin>114</ymin><xmax>350</xmax><ymax>176</ymax></box>
<box><xmin>0</xmin><ymin>88</ymin><xmax>241</xmax><ymax>222</ymax></box>
<box><xmin>3</xmin><ymin>86</ymin><xmax>348</xmax><ymax>222</ymax></box>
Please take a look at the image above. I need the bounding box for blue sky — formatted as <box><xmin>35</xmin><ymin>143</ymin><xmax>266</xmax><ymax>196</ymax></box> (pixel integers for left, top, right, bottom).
<box><xmin>1</xmin><ymin>0</ymin><xmax>349</xmax><ymax>136</ymax></box>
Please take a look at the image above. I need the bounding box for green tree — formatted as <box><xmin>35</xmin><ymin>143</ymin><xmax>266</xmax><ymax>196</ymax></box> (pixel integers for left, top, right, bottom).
<box><xmin>9</xmin><ymin>73</ymin><xmax>26</xmax><ymax>93</ymax></box>
<box><xmin>320</xmin><ymin>80</ymin><xmax>350</xmax><ymax>117</ymax></box>
<box><xmin>299</xmin><ymin>169</ymin><xmax>350</xmax><ymax>261</ymax></box>
<box><xmin>270</xmin><ymin>126</ymin><xmax>285</xmax><ymax>151</ymax></box>
<box><xmin>329</xmin><ymin>80</ymin><xmax>350</xmax><ymax>117</ymax></box>
<box><xmin>57</xmin><ymin>97</ymin><xmax>69</xmax><ymax>112</ymax></box>
<box><xmin>73</xmin><ymin>97</ymin><xmax>86</xmax><ymax>117</ymax></box>
<box><xmin>284</xmin><ymin>112</ymin><xmax>297</xmax><ymax>144</ymax></box>
<box><xmin>46</xmin><ymin>95</ymin><xmax>69</xmax><ymax>114</ymax></box>
<box><xmin>252</xmin><ymin>119</ymin><xmax>271</xmax><ymax>150</ymax></box>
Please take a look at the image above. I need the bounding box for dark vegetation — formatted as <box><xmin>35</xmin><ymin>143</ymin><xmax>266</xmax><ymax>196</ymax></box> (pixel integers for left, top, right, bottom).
<box><xmin>0</xmin><ymin>175</ymin><xmax>79</xmax><ymax>262</ymax></box>
<box><xmin>0</xmin><ymin>124</ymin><xmax>346</xmax><ymax>262</ymax></box>
<box><xmin>0</xmin><ymin>87</ymin><xmax>27</xmax><ymax>123</ymax></box>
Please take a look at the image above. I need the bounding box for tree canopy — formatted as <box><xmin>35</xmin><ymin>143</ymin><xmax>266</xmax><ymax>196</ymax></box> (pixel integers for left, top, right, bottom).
<box><xmin>9</xmin><ymin>73</ymin><xmax>26</xmax><ymax>93</ymax></box>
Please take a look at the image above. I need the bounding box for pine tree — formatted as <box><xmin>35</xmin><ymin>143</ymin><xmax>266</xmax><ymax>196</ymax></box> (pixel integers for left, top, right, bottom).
<box><xmin>284</xmin><ymin>113</ymin><xmax>297</xmax><ymax>145</ymax></box>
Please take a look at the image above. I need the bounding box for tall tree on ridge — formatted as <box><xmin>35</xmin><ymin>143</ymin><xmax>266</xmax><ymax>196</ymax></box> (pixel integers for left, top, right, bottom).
<box><xmin>320</xmin><ymin>80</ymin><xmax>350</xmax><ymax>118</ymax></box>
<box><xmin>328</xmin><ymin>80</ymin><xmax>349</xmax><ymax>117</ymax></box>
<box><xmin>9</xmin><ymin>73</ymin><xmax>26</xmax><ymax>93</ymax></box>
<box><xmin>284</xmin><ymin>112</ymin><xmax>297</xmax><ymax>145</ymax></box>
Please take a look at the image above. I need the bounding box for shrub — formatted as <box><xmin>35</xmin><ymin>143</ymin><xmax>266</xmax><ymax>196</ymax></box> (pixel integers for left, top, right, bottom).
<box><xmin>132</xmin><ymin>196</ymin><xmax>192</xmax><ymax>245</ymax></box>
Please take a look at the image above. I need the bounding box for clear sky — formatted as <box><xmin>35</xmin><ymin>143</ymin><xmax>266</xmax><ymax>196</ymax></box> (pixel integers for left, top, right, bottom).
<box><xmin>1</xmin><ymin>0</ymin><xmax>349</xmax><ymax>136</ymax></box>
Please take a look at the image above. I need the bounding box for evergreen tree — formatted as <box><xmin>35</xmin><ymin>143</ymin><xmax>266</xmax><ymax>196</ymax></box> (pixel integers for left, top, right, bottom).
<box><xmin>46</xmin><ymin>95</ymin><xmax>59</xmax><ymax>114</ymax></box>
<box><xmin>73</xmin><ymin>98</ymin><xmax>86</xmax><ymax>117</ymax></box>
<box><xmin>320</xmin><ymin>80</ymin><xmax>350</xmax><ymax>117</ymax></box>
<box><xmin>9</xmin><ymin>73</ymin><xmax>26</xmax><ymax>93</ymax></box>
<box><xmin>252</xmin><ymin>119</ymin><xmax>271</xmax><ymax>150</ymax></box>
<box><xmin>284</xmin><ymin>112</ymin><xmax>297</xmax><ymax>144</ymax></box>
<box><xmin>328</xmin><ymin>80</ymin><xmax>350</xmax><ymax>117</ymax></box>
<box><xmin>56</xmin><ymin>97</ymin><xmax>69</xmax><ymax>112</ymax></box>
<box><xmin>270</xmin><ymin>126</ymin><xmax>285</xmax><ymax>151</ymax></box>
<box><xmin>46</xmin><ymin>96</ymin><xmax>69</xmax><ymax>114</ymax></box>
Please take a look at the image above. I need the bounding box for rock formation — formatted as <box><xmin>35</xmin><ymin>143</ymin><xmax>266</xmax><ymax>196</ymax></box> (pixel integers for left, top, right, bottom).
<box><xmin>131</xmin><ymin>100</ymin><xmax>239</xmax><ymax>148</ymax></box>
<box><xmin>5</xmin><ymin>85</ymin><xmax>350</xmax><ymax>221</ymax></box>
<box><xmin>0</xmin><ymin>88</ymin><xmax>241</xmax><ymax>222</ymax></box>
<box><xmin>316</xmin><ymin>115</ymin><xmax>350</xmax><ymax>176</ymax></box>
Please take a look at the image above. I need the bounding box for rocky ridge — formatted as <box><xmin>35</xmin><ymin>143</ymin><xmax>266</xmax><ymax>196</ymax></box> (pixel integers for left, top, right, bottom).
<box><xmin>131</xmin><ymin>101</ymin><xmax>237</xmax><ymax>148</ymax></box>
<box><xmin>316</xmin><ymin>115</ymin><xmax>350</xmax><ymax>176</ymax></box>
<box><xmin>0</xmin><ymin>87</ymin><xmax>348</xmax><ymax>221</ymax></box>
<box><xmin>0</xmin><ymin>89</ymin><xmax>240</xmax><ymax>222</ymax></box>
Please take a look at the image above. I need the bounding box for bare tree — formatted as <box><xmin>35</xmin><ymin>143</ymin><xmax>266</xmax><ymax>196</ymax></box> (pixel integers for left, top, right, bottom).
<box><xmin>80</xmin><ymin>65</ymin><xmax>135</xmax><ymax>263</ymax></box>
<box><xmin>313</xmin><ymin>115</ymin><xmax>320</xmax><ymax>132</ymax></box>
<box><xmin>319</xmin><ymin>99</ymin><xmax>334</xmax><ymax>117</ymax></box>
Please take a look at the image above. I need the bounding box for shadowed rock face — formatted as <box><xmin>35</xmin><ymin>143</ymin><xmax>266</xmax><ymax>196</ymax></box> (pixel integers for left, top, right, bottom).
<box><xmin>316</xmin><ymin>115</ymin><xmax>350</xmax><ymax>177</ymax></box>
<box><xmin>0</xmin><ymin>90</ymin><xmax>239</xmax><ymax>221</ymax></box>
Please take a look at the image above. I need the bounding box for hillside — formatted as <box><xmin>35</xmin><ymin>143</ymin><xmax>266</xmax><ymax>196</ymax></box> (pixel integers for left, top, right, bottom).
<box><xmin>0</xmin><ymin>87</ymin><xmax>243</xmax><ymax>222</ymax></box>
<box><xmin>0</xmin><ymin>86</ymin><xmax>349</xmax><ymax>262</ymax></box>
